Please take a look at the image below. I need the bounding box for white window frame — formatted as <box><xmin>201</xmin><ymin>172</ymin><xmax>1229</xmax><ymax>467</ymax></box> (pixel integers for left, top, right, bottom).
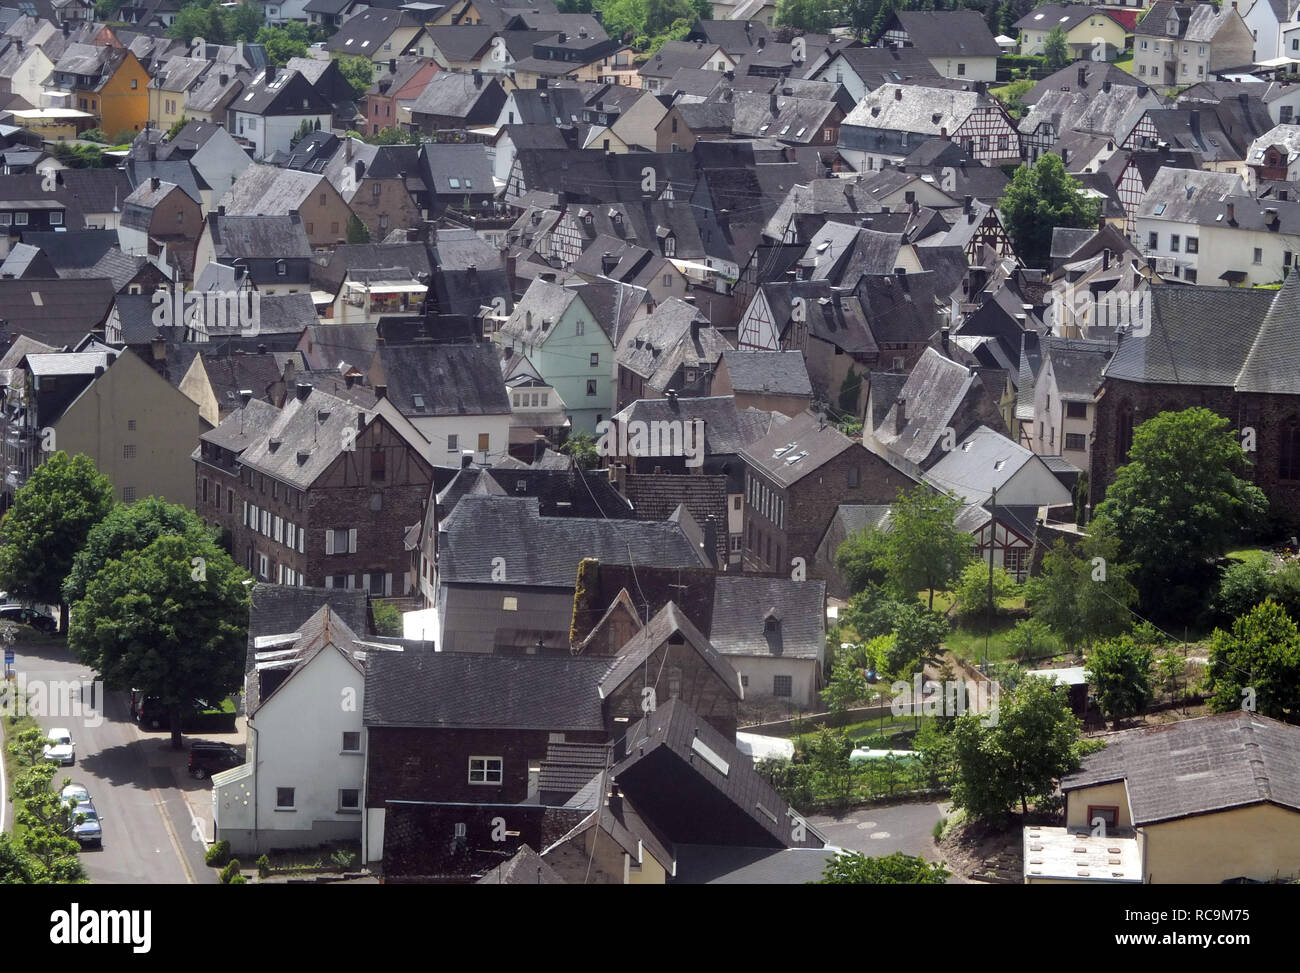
<box><xmin>468</xmin><ymin>755</ymin><xmax>503</xmax><ymax>785</ymax></box>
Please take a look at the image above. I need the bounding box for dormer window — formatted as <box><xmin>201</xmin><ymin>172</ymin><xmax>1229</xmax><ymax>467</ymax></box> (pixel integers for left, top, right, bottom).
<box><xmin>1166</xmin><ymin>18</ymin><xmax>1178</xmax><ymax>35</ymax></box>
<box><xmin>663</xmin><ymin>235</ymin><xmax>675</xmax><ymax>257</ymax></box>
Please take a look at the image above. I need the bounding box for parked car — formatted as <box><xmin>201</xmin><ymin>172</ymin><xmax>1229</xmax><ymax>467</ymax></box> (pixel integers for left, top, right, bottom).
<box><xmin>188</xmin><ymin>741</ymin><xmax>243</xmax><ymax>779</ymax></box>
<box><xmin>69</xmin><ymin>800</ymin><xmax>102</xmax><ymax>848</ymax></box>
<box><xmin>60</xmin><ymin>782</ymin><xmax>91</xmax><ymax>808</ymax></box>
<box><xmin>0</xmin><ymin>604</ymin><xmax>56</xmax><ymax>633</ymax></box>
<box><xmin>42</xmin><ymin>728</ymin><xmax>74</xmax><ymax>765</ymax></box>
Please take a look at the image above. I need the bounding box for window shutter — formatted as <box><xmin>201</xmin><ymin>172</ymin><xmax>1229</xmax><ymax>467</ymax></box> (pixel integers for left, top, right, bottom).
<box><xmin>384</xmin><ymin>573</ymin><xmax>392</xmax><ymax>596</ymax></box>
<box><xmin>298</xmin><ymin>528</ymin><xmax>305</xmax><ymax>554</ymax></box>
<box><xmin>345</xmin><ymin>574</ymin><xmax>355</xmax><ymax>590</ymax></box>
<box><xmin>348</xmin><ymin>528</ymin><xmax>358</xmax><ymax>553</ymax></box>
<box><xmin>242</xmin><ymin>500</ymin><xmax>248</xmax><ymax>527</ymax></box>
<box><xmin>325</xmin><ymin>576</ymin><xmax>333</xmax><ymax>589</ymax></box>
<box><xmin>326</xmin><ymin>529</ymin><xmax>335</xmax><ymax>555</ymax></box>
<box><xmin>361</xmin><ymin>573</ymin><xmax>370</xmax><ymax>593</ymax></box>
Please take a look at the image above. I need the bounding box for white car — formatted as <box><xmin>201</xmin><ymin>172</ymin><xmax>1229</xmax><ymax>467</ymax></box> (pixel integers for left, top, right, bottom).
<box><xmin>43</xmin><ymin>728</ymin><xmax>75</xmax><ymax>766</ymax></box>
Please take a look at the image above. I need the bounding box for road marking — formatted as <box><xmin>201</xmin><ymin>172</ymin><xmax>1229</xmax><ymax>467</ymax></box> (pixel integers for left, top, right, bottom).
<box><xmin>869</xmin><ymin>831</ymin><xmax>891</xmax><ymax>839</ymax></box>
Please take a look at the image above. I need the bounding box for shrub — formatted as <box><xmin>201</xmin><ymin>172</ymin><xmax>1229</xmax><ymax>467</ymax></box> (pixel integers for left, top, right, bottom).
<box><xmin>372</xmin><ymin>601</ymin><xmax>402</xmax><ymax>637</ymax></box>
<box><xmin>1214</xmin><ymin>557</ymin><xmax>1272</xmax><ymax>622</ymax></box>
<box><xmin>330</xmin><ymin>849</ymin><xmax>356</xmax><ymax>873</ymax></box>
<box><xmin>219</xmin><ymin>859</ymin><xmax>241</xmax><ymax>884</ymax></box>
<box><xmin>228</xmin><ymin>874</ymin><xmax>248</xmax><ymax>884</ymax></box>
<box><xmin>205</xmin><ymin>840</ymin><xmax>232</xmax><ymax>867</ymax></box>
<box><xmin>256</xmin><ymin>854</ymin><xmax>271</xmax><ymax>878</ymax></box>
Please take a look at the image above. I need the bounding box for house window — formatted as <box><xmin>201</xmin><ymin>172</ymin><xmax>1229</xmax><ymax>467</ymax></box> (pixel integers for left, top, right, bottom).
<box><xmin>1254</xmin><ymin>248</ymin><xmax>1263</xmax><ymax>264</ymax></box>
<box><xmin>50</xmin><ymin>211</ymin><xmax>63</xmax><ymax>225</ymax></box>
<box><xmin>1280</xmin><ymin>418</ymin><xmax>1300</xmax><ymax>480</ymax></box>
<box><xmin>338</xmin><ymin>788</ymin><xmax>360</xmax><ymax>811</ymax></box>
<box><xmin>1088</xmin><ymin>805</ymin><xmax>1119</xmax><ymax>829</ymax></box>
<box><xmin>370</xmin><ymin>448</ymin><xmax>386</xmax><ymax>481</ymax></box>
<box><xmin>468</xmin><ymin>756</ymin><xmax>503</xmax><ymax>784</ymax></box>
<box><xmin>773</xmin><ymin>675</ymin><xmax>793</xmax><ymax>697</ymax></box>
<box><xmin>14</xmin><ymin>213</ymin><xmax>27</xmax><ymax>226</ymax></box>
<box><xmin>1117</xmin><ymin>403</ymin><xmax>1135</xmax><ymax>460</ymax></box>
<box><xmin>123</xmin><ymin>486</ymin><xmax>136</xmax><ymax>502</ymax></box>
<box><xmin>1065</xmin><ymin>432</ymin><xmax>1087</xmax><ymax>451</ymax></box>
<box><xmin>1004</xmin><ymin>547</ymin><xmax>1028</xmax><ymax>576</ymax></box>
<box><xmin>587</xmin><ymin>380</ymin><xmax>597</xmax><ymax>396</ymax></box>
<box><xmin>590</xmin><ymin>353</ymin><xmax>599</xmax><ymax>367</ymax></box>
<box><xmin>575</xmin><ymin>320</ymin><xmax>585</xmax><ymax>335</ymax></box>
<box><xmin>276</xmin><ymin>259</ymin><xmax>287</xmax><ymax>276</ymax></box>
<box><xmin>275</xmin><ymin>787</ymin><xmax>295</xmax><ymax>810</ymax></box>
<box><xmin>1186</xmin><ymin>237</ymin><xmax>1198</xmax><ymax>254</ymax></box>
<box><xmin>1185</xmin><ymin>268</ymin><xmax>1197</xmax><ymax>283</ymax></box>
<box><xmin>847</xmin><ymin>466</ymin><xmax>859</xmax><ymax>488</ymax></box>
<box><xmin>1169</xmin><ymin>234</ymin><xmax>1179</xmax><ymax>252</ymax></box>
<box><xmin>957</xmin><ymin>63</ymin><xmax>965</xmax><ymax>76</ymax></box>
<box><xmin>1066</xmin><ymin>401</ymin><xmax>1088</xmax><ymax>419</ymax></box>
<box><xmin>123</xmin><ymin>444</ymin><xmax>136</xmax><ymax>459</ymax></box>
<box><xmin>503</xmin><ymin>596</ymin><xmax>518</xmax><ymax>611</ymax></box>
<box><xmin>1147</xmin><ymin>232</ymin><xmax>1158</xmax><ymax>250</ymax></box>
<box><xmin>477</xmin><ymin>432</ymin><xmax>489</xmax><ymax>452</ymax></box>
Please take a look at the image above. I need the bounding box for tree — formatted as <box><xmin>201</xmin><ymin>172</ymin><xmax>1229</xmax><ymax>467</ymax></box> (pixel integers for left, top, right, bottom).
<box><xmin>1086</xmin><ymin>635</ymin><xmax>1154</xmax><ymax>728</ymax></box>
<box><xmin>999</xmin><ymin>153</ymin><xmax>1103</xmax><ymax>270</ymax></box>
<box><xmin>818</xmin><ymin>851</ymin><xmax>950</xmax><ymax>884</ymax></box>
<box><xmin>63</xmin><ymin>497</ymin><xmax>216</xmax><ymax>607</ymax></box>
<box><xmin>872</xmin><ymin>485</ymin><xmax>973</xmax><ymax>609</ymax></box>
<box><xmin>290</xmin><ymin>117</ymin><xmax>317</xmax><ymax>149</ymax></box>
<box><xmin>373</xmin><ymin>601</ymin><xmax>403</xmax><ymax>636</ymax></box>
<box><xmin>559</xmin><ymin>431</ymin><xmax>599</xmax><ymax>470</ymax></box>
<box><xmin>8</xmin><ymin>763</ymin><xmax>84</xmax><ymax>882</ymax></box>
<box><xmin>1006</xmin><ymin>617</ymin><xmax>1051</xmax><ymax>661</ymax></box>
<box><xmin>1214</xmin><ymin>557</ymin><xmax>1272</xmax><ymax>623</ymax></box>
<box><xmin>346</xmin><ymin>214</ymin><xmax>371</xmax><ymax>244</ymax></box>
<box><xmin>838</xmin><ymin>584</ymin><xmax>905</xmax><ymax>642</ymax></box>
<box><xmin>337</xmin><ymin>55</ymin><xmax>374</xmax><ymax>101</ymax></box>
<box><xmin>1202</xmin><ymin>599</ymin><xmax>1300</xmax><ymax>721</ymax></box>
<box><xmin>833</xmin><ymin>526</ymin><xmax>887</xmax><ymax>595</ymax></box>
<box><xmin>805</xmin><ymin>726</ymin><xmax>854</xmax><ymax>806</ymax></box>
<box><xmin>1043</xmin><ymin>24</ymin><xmax>1070</xmax><ymax>71</ymax></box>
<box><xmin>1093</xmin><ymin>408</ymin><xmax>1268</xmax><ymax>618</ymax></box>
<box><xmin>0</xmin><ymin>452</ymin><xmax>114</xmax><ymax>632</ymax></box>
<box><xmin>821</xmin><ymin>657</ymin><xmax>867</xmax><ymax>715</ymax></box>
<box><xmin>69</xmin><ymin>534</ymin><xmax>250</xmax><ymax>748</ymax></box>
<box><xmin>256</xmin><ymin>23</ymin><xmax>311</xmax><ymax>65</ymax></box>
<box><xmin>884</xmin><ymin>603</ymin><xmax>948</xmax><ymax>678</ymax></box>
<box><xmin>953</xmin><ymin>560</ymin><xmax>1017</xmax><ymax>623</ymax></box>
<box><xmin>227</xmin><ymin>1</ymin><xmax>264</xmax><ymax>42</ymax></box>
<box><xmin>838</xmin><ymin>366</ymin><xmax>862</xmax><ymax>416</ymax></box>
<box><xmin>949</xmin><ymin>674</ymin><xmax>1086</xmax><ymax>821</ymax></box>
<box><xmin>1025</xmin><ymin>533</ymin><xmax>1135</xmax><ymax>651</ymax></box>
<box><xmin>168</xmin><ymin>4</ymin><xmax>229</xmax><ymax>44</ymax></box>
<box><xmin>645</xmin><ymin>0</ymin><xmax>697</xmax><ymax>34</ymax></box>
<box><xmin>167</xmin><ymin>115</ymin><xmax>190</xmax><ymax>140</ymax></box>
<box><xmin>775</xmin><ymin>0</ymin><xmax>836</xmax><ymax>31</ymax></box>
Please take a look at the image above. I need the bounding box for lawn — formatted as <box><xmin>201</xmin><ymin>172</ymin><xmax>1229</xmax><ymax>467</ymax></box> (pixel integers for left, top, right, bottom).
<box><xmin>1226</xmin><ymin>546</ymin><xmax>1269</xmax><ymax>567</ymax></box>
<box><xmin>1114</xmin><ymin>54</ymin><xmax>1133</xmax><ymax>74</ymax></box>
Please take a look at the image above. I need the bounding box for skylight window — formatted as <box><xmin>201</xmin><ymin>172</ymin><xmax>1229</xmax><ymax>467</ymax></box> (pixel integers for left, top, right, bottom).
<box><xmin>1154</xmin><ymin>203</ymin><xmax>1166</xmax><ymax>215</ymax></box>
<box><xmin>412</xmin><ymin>394</ymin><xmax>425</xmax><ymax>410</ymax></box>
<box><xmin>691</xmin><ymin>737</ymin><xmax>729</xmax><ymax>776</ymax></box>
<box><xmin>449</xmin><ymin>177</ymin><xmax>460</xmax><ymax>188</ymax></box>
<box><xmin>779</xmin><ymin>125</ymin><xmax>790</xmax><ymax>135</ymax></box>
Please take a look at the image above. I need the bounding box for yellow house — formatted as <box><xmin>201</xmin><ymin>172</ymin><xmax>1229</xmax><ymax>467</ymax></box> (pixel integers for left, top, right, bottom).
<box><xmin>49</xmin><ymin>45</ymin><xmax>150</xmax><ymax>138</ymax></box>
<box><xmin>1027</xmin><ymin>712</ymin><xmax>1300</xmax><ymax>884</ymax></box>
<box><xmin>1016</xmin><ymin>4</ymin><xmax>1129</xmax><ymax>60</ymax></box>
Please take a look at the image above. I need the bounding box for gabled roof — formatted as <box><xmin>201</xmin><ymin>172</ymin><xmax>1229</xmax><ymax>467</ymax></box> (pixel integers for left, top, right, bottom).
<box><xmin>219</xmin><ymin>163</ymin><xmax>329</xmax><ymax>216</ymax></box>
<box><xmin>709</xmin><ymin>576</ymin><xmax>825</xmax><ymax>660</ymax></box>
<box><xmin>891</xmin><ymin>10</ymin><xmax>1001</xmax><ymax>57</ymax></box>
<box><xmin>924</xmin><ymin>424</ymin><xmax>1043</xmax><ymax>504</ymax></box>
<box><xmin>438</xmin><ymin>494</ymin><xmax>708</xmax><ymax>586</ymax></box>
<box><xmin>598</xmin><ymin>602</ymin><xmax>742</xmax><ymax>701</ymax></box>
<box><xmin>739</xmin><ymin>409</ymin><xmax>855</xmax><ymax>488</ymax></box>
<box><xmin>250</xmin><ymin>604</ymin><xmax>366</xmax><ymax>715</ymax></box>
<box><xmin>363</xmin><ymin>649</ymin><xmax>610</xmax><ymax>730</ymax></box>
<box><xmin>1061</xmin><ymin>712</ymin><xmax>1300</xmax><ymax>826</ymax></box>
<box><xmin>823</xmin><ymin>45</ymin><xmax>942</xmax><ymax>89</ymax></box>
<box><xmin>613</xmin><ymin>395</ymin><xmax>788</xmax><ymax>456</ymax></box>
<box><xmin>208</xmin><ymin>213</ymin><xmax>312</xmax><ymax>260</ymax></box>
<box><xmin>721</xmin><ymin>350</ymin><xmax>811</xmax><ymax>397</ymax></box>
<box><xmin>873</xmin><ymin>347</ymin><xmax>978</xmax><ymax>467</ymax></box>
<box><xmin>1014</xmin><ymin>4</ymin><xmax>1126</xmax><ymax>33</ymax></box>
<box><xmin>373</xmin><ymin>341</ymin><xmax>510</xmax><ymax>418</ymax></box>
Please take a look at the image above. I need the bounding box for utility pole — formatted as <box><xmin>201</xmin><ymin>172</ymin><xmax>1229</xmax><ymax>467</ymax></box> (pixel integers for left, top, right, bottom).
<box><xmin>985</xmin><ymin>487</ymin><xmax>996</xmax><ymax>669</ymax></box>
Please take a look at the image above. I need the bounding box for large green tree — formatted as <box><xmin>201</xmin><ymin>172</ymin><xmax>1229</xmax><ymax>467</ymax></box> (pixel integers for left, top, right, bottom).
<box><xmin>1026</xmin><ymin>533</ymin><xmax>1136</xmax><ymax>651</ymax></box>
<box><xmin>1086</xmin><ymin>635</ymin><xmax>1154</xmax><ymax>729</ymax></box>
<box><xmin>999</xmin><ymin>153</ymin><xmax>1103</xmax><ymax>270</ymax></box>
<box><xmin>63</xmin><ymin>497</ymin><xmax>216</xmax><ymax>607</ymax></box>
<box><xmin>1203</xmin><ymin>599</ymin><xmax>1300</xmax><ymax>721</ymax></box>
<box><xmin>1042</xmin><ymin>24</ymin><xmax>1070</xmax><ymax>71</ymax></box>
<box><xmin>776</xmin><ymin>0</ymin><xmax>837</xmax><ymax>32</ymax></box>
<box><xmin>69</xmin><ymin>533</ymin><xmax>250</xmax><ymax>748</ymax></box>
<box><xmin>0</xmin><ymin>451</ymin><xmax>114</xmax><ymax>632</ymax></box>
<box><xmin>337</xmin><ymin>55</ymin><xmax>375</xmax><ymax>101</ymax></box>
<box><xmin>818</xmin><ymin>851</ymin><xmax>950</xmax><ymax>884</ymax></box>
<box><xmin>856</xmin><ymin>485</ymin><xmax>973</xmax><ymax>610</ymax></box>
<box><xmin>949</xmin><ymin>673</ymin><xmax>1088</xmax><ymax>821</ymax></box>
<box><xmin>1093</xmin><ymin>408</ymin><xmax>1267</xmax><ymax>617</ymax></box>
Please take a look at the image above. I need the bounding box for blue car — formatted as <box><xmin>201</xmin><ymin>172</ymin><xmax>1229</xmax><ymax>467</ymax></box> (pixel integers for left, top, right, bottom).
<box><xmin>70</xmin><ymin>801</ymin><xmax>103</xmax><ymax>849</ymax></box>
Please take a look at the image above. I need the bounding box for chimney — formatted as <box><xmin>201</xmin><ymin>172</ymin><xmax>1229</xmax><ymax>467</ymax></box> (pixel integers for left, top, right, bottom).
<box><xmin>389</xmin><ymin>58</ymin><xmax>397</xmax><ymax>73</ymax></box>
<box><xmin>257</xmin><ymin>342</ymin><xmax>267</xmax><ymax>354</ymax></box>
<box><xmin>1103</xmin><ymin>248</ymin><xmax>1111</xmax><ymax>271</ymax></box>
<box><xmin>14</xmin><ymin>39</ymin><xmax>20</xmax><ymax>52</ymax></box>
<box><xmin>1189</xmin><ymin>109</ymin><xmax>1201</xmax><ymax>139</ymax></box>
<box><xmin>940</xmin><ymin>326</ymin><xmax>949</xmax><ymax>356</ymax></box>
<box><xmin>1102</xmin><ymin>80</ymin><xmax>1112</xmax><ymax>94</ymax></box>
<box><xmin>557</xmin><ymin>32</ymin><xmax>567</xmax><ymax>44</ymax></box>
<box><xmin>757</xmin><ymin>35</ymin><xmax>766</xmax><ymax>50</ymax></box>
<box><xmin>150</xmin><ymin>176</ymin><xmax>159</xmax><ymax>192</ymax></box>
<box><xmin>1227</xmin><ymin>201</ymin><xmax>1236</xmax><ymax>224</ymax></box>
<box><xmin>940</xmin><ymin>126</ymin><xmax>947</xmax><ymax>140</ymax></box>
<box><xmin>461</xmin><ymin>450</ymin><xmax>473</xmax><ymax>469</ymax></box>
<box><xmin>689</xmin><ymin>318</ymin><xmax>701</xmax><ymax>344</ymax></box>
<box><xmin>769</xmin><ymin>92</ymin><xmax>778</xmax><ymax>115</ymax></box>
<box><xmin>266</xmin><ymin>65</ymin><xmax>275</xmax><ymax>85</ymax></box>
<box><xmin>601</xmin><ymin>250</ymin><xmax>617</xmax><ymax>274</ymax></box>
<box><xmin>219</xmin><ymin>72</ymin><xmax>229</xmax><ymax>86</ymax></box>
<box><xmin>963</xmin><ymin>194</ymin><xmax>972</xmax><ymax>214</ymax></box>
<box><xmin>346</xmin><ymin>138</ymin><xmax>352</xmax><ymax>161</ymax></box>
<box><xmin>1077</xmin><ymin>66</ymin><xmax>1086</xmax><ymax>88</ymax></box>
<box><xmin>150</xmin><ymin>336</ymin><xmax>165</xmax><ymax>360</ymax></box>
<box><xmin>375</xmin><ymin>384</ymin><xmax>387</xmax><ymax>400</ymax></box>
<box><xmin>1266</xmin><ymin>206</ymin><xmax>1280</xmax><ymax>228</ymax></box>
<box><xmin>894</xmin><ymin>87</ymin><xmax>902</xmax><ymax>101</ymax></box>
<box><xmin>295</xmin><ymin>382</ymin><xmax>312</xmax><ymax>401</ymax></box>
<box><xmin>62</xmin><ymin>21</ymin><xmax>69</xmax><ymax>35</ymax></box>
<box><xmin>472</xmin><ymin>68</ymin><xmax>483</xmax><ymax>88</ymax></box>
<box><xmin>894</xmin><ymin>396</ymin><xmax>906</xmax><ymax>433</ymax></box>
<box><xmin>217</xmin><ymin>204</ymin><xmax>225</xmax><ymax>216</ymax></box>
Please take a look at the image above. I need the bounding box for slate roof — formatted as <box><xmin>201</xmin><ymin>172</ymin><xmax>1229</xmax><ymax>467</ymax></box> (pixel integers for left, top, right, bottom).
<box><xmin>219</xmin><ymin>164</ymin><xmax>329</xmax><ymax>216</ymax></box>
<box><xmin>639</xmin><ymin>39</ymin><xmax>721</xmax><ymax>79</ymax></box>
<box><xmin>624</xmin><ymin>474</ymin><xmax>728</xmax><ymax>566</ymax></box>
<box><xmin>1042</xmin><ymin>335</ymin><xmax>1112</xmax><ymax>400</ymax></box>
<box><xmin>475</xmin><ymin>844</ymin><xmax>567</xmax><ymax>884</ymax></box>
<box><xmin>721</xmin><ymin>349</ymin><xmax>811</xmax><ymax>397</ymax></box>
<box><xmin>438</xmin><ymin>466</ymin><xmax>632</xmax><ymax>519</ymax></box>
<box><xmin>843</xmin><ymin>83</ymin><xmax>993</xmax><ymax>139</ymax></box>
<box><xmin>739</xmin><ymin>409</ymin><xmax>856</xmax><ymax>488</ymax></box>
<box><xmin>208</xmin><ymin>213</ymin><xmax>312</xmax><ymax>260</ymax></box>
<box><xmin>924</xmin><ymin>425</ymin><xmax>1051</xmax><ymax>505</ymax></box>
<box><xmin>709</xmin><ymin>576</ymin><xmax>825</xmax><ymax>661</ymax></box>
<box><xmin>613</xmin><ymin>395</ymin><xmax>788</xmax><ymax>456</ymax></box>
<box><xmin>1014</xmin><ymin>4</ymin><xmax>1126</xmax><ymax>32</ymax></box>
<box><xmin>407</xmin><ymin>69</ymin><xmax>502</xmax><ymax>120</ymax></box>
<box><xmin>1025</xmin><ymin>60</ymin><xmax>1153</xmax><ymax>107</ymax></box>
<box><xmin>892</xmin><ymin>10</ymin><xmax>1001</xmax><ymax>57</ymax></box>
<box><xmin>438</xmin><ymin>494</ymin><xmax>708</xmax><ymax>587</ymax></box>
<box><xmin>615</xmin><ymin>298</ymin><xmax>728</xmax><ymax>389</ymax></box>
<box><xmin>873</xmin><ymin>347</ymin><xmax>979</xmax><ymax>467</ymax></box>
<box><xmin>1135</xmin><ymin>0</ymin><xmax>1237</xmax><ymax>41</ymax></box>
<box><xmin>0</xmin><ymin>277</ymin><xmax>115</xmax><ymax>346</ymax></box>
<box><xmin>373</xmin><ymin>341</ymin><xmax>510</xmax><ymax>417</ymax></box>
<box><xmin>363</xmin><ymin>649</ymin><xmax>610</xmax><ymax>730</ymax></box>
<box><xmin>1237</xmin><ymin>267</ymin><xmax>1300</xmax><ymax>394</ymax></box>
<box><xmin>824</xmin><ymin>45</ymin><xmax>942</xmax><ymax>89</ymax></box>
<box><xmin>598</xmin><ymin>601</ymin><xmax>742</xmax><ymax>701</ymax></box>
<box><xmin>418</xmin><ymin>141</ymin><xmax>493</xmax><ymax>195</ymax></box>
<box><xmin>1061</xmin><ymin>712</ymin><xmax>1300</xmax><ymax>826</ymax></box>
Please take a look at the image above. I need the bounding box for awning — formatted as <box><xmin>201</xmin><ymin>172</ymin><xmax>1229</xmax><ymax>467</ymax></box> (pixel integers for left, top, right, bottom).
<box><xmin>1256</xmin><ymin>56</ymin><xmax>1299</xmax><ymax>67</ymax></box>
<box><xmin>344</xmin><ymin>280</ymin><xmax>427</xmax><ymax>294</ymax></box>
<box><xmin>310</xmin><ymin>289</ymin><xmax>335</xmax><ymax>305</ymax></box>
<box><xmin>1219</xmin><ymin>270</ymin><xmax>1247</xmax><ymax>282</ymax></box>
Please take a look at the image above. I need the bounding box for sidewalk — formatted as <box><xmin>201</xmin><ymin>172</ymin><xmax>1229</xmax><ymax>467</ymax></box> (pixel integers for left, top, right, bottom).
<box><xmin>133</xmin><ymin>714</ymin><xmax>248</xmax><ymax>846</ymax></box>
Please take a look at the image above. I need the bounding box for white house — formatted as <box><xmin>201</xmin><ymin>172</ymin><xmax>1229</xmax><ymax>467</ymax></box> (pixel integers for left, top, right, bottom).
<box><xmin>213</xmin><ymin>605</ymin><xmax>375</xmax><ymax>855</ymax></box>
<box><xmin>1243</xmin><ymin>0</ymin><xmax>1300</xmax><ymax>61</ymax></box>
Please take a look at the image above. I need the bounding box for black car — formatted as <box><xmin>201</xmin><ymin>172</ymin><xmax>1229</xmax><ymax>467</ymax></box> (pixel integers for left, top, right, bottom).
<box><xmin>0</xmin><ymin>605</ymin><xmax>56</xmax><ymax>633</ymax></box>
<box><xmin>188</xmin><ymin>741</ymin><xmax>243</xmax><ymax>779</ymax></box>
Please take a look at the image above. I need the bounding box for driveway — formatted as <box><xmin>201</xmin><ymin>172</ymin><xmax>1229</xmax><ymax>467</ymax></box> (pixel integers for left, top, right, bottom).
<box><xmin>809</xmin><ymin>800</ymin><xmax>952</xmax><ymax>863</ymax></box>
